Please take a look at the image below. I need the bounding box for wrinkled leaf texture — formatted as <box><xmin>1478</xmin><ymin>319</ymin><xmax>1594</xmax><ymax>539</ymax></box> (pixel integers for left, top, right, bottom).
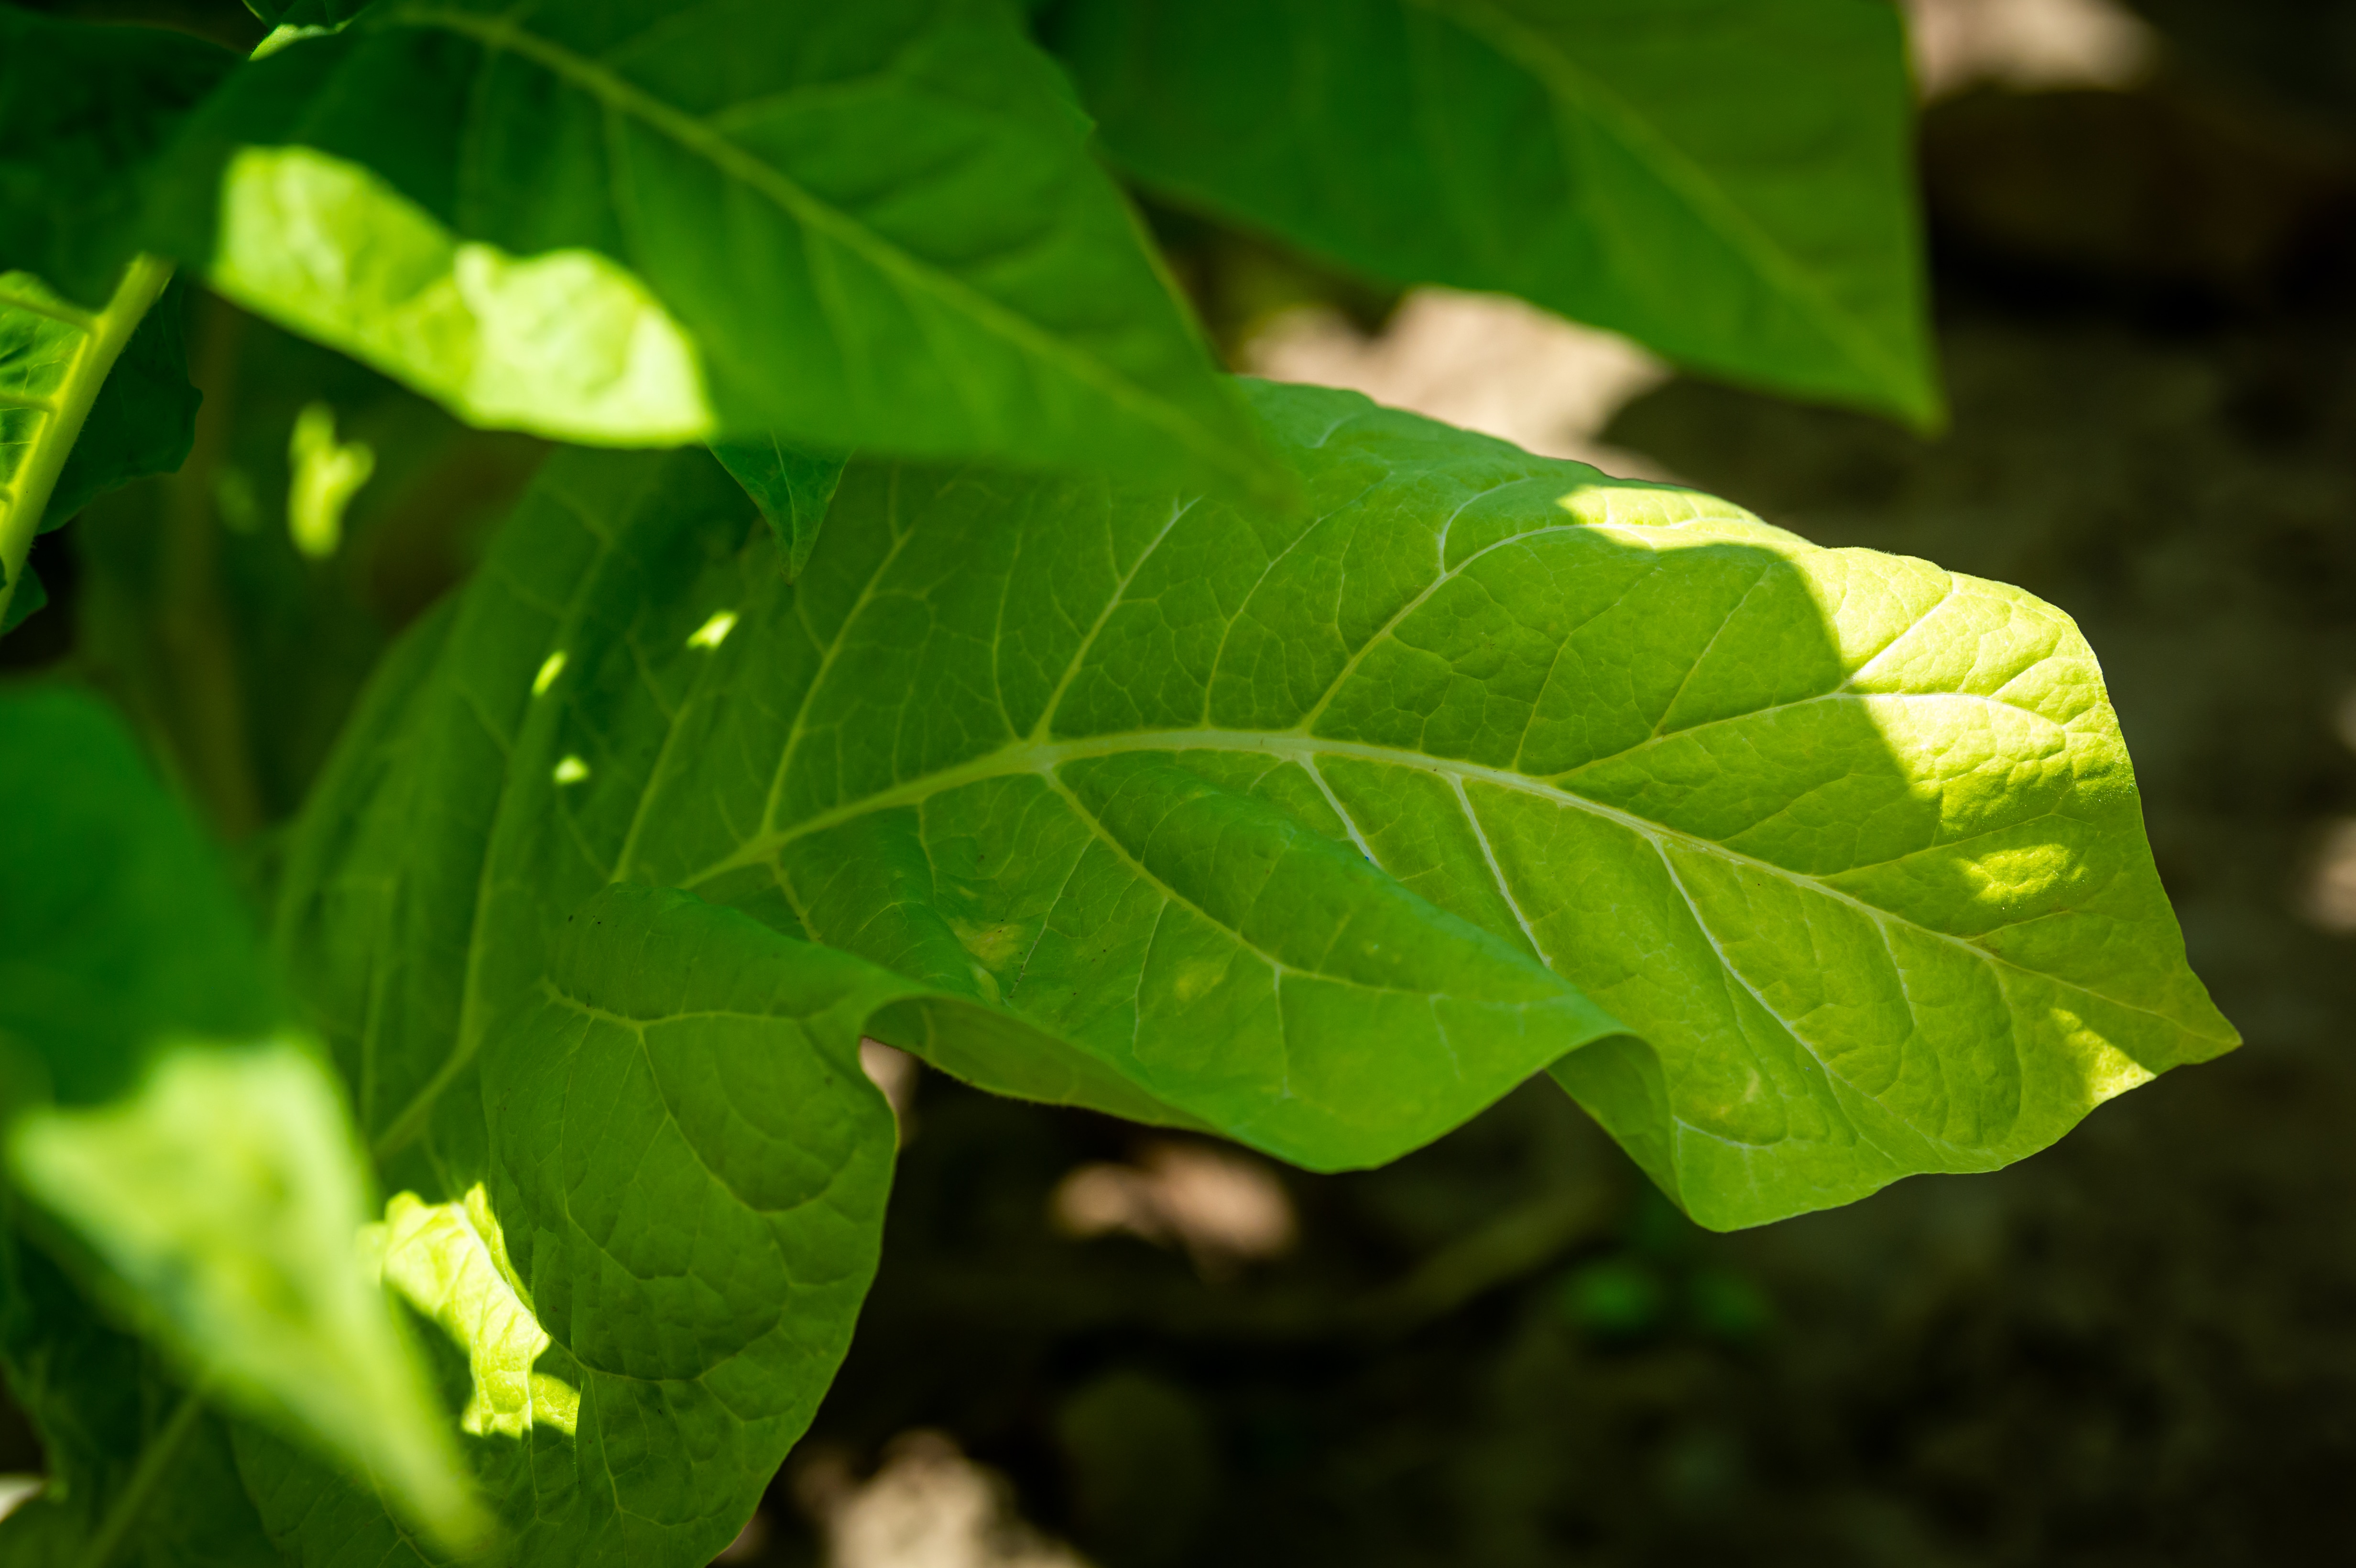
<box><xmin>142</xmin><ymin>0</ymin><xmax>1276</xmax><ymax>492</ymax></box>
<box><xmin>1044</xmin><ymin>0</ymin><xmax>1942</xmax><ymax>425</ymax></box>
<box><xmin>262</xmin><ymin>379</ymin><xmax>2228</xmax><ymax>1559</ymax></box>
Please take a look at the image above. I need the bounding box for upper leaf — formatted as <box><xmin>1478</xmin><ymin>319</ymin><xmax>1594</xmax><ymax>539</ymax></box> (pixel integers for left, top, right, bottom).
<box><xmin>1042</xmin><ymin>0</ymin><xmax>1942</xmax><ymax>425</ymax></box>
<box><xmin>0</xmin><ymin>7</ymin><xmax>238</xmax><ymax>306</ymax></box>
<box><xmin>140</xmin><ymin>0</ymin><xmax>1278</xmax><ymax>492</ymax></box>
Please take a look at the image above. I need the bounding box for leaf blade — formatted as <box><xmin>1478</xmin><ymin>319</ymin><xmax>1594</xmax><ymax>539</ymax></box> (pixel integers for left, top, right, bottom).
<box><xmin>288</xmin><ymin>380</ymin><xmax>2229</xmax><ymax>1245</ymax></box>
<box><xmin>1044</xmin><ymin>0</ymin><xmax>1941</xmax><ymax>424</ymax></box>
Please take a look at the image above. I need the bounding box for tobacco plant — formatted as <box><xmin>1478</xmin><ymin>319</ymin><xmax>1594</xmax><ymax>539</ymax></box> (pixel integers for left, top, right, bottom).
<box><xmin>0</xmin><ymin>2</ymin><xmax>2236</xmax><ymax>1564</ymax></box>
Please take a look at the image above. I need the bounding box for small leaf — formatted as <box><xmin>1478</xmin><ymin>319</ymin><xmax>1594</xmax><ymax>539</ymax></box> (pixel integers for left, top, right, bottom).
<box><xmin>1043</xmin><ymin>0</ymin><xmax>1942</xmax><ymax>425</ymax></box>
<box><xmin>1</xmin><ymin>261</ymin><xmax>179</xmax><ymax>636</ymax></box>
<box><xmin>362</xmin><ymin>1185</ymin><xmax>580</xmax><ymax>1440</ymax></box>
<box><xmin>712</xmin><ymin>433</ymin><xmax>846</xmax><ymax>580</ymax></box>
<box><xmin>285</xmin><ymin>399</ymin><xmax>376</xmax><ymax>559</ymax></box>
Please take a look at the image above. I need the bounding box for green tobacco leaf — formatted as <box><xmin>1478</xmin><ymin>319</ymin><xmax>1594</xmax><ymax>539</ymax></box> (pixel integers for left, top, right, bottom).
<box><xmin>144</xmin><ymin>0</ymin><xmax>1276</xmax><ymax>492</ymax></box>
<box><xmin>284</xmin><ymin>381</ymin><xmax>2231</xmax><ymax>1254</ymax></box>
<box><xmin>712</xmin><ymin>433</ymin><xmax>846</xmax><ymax>580</ymax></box>
<box><xmin>2</xmin><ymin>261</ymin><xmax>178</xmax><ymax>635</ymax></box>
<box><xmin>0</xmin><ymin>9</ymin><xmax>238</xmax><ymax>307</ymax></box>
<box><xmin>251</xmin><ymin>884</ymin><xmax>898</xmax><ymax>1567</ymax></box>
<box><xmin>0</xmin><ymin>687</ymin><xmax>478</xmax><ymax>1552</ymax></box>
<box><xmin>1043</xmin><ymin>0</ymin><xmax>1941</xmax><ymax>425</ymax></box>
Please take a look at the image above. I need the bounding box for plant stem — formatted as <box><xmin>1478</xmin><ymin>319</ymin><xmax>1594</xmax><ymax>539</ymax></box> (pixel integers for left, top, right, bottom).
<box><xmin>74</xmin><ymin>1386</ymin><xmax>203</xmax><ymax>1568</ymax></box>
<box><xmin>0</xmin><ymin>255</ymin><xmax>176</xmax><ymax>628</ymax></box>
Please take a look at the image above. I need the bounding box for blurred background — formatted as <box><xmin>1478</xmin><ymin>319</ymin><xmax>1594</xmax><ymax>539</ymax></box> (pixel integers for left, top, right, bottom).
<box><xmin>8</xmin><ymin>0</ymin><xmax>2356</xmax><ymax>1561</ymax></box>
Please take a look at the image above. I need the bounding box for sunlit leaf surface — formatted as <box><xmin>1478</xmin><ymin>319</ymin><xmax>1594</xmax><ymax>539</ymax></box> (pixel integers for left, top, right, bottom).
<box><xmin>146</xmin><ymin>0</ymin><xmax>1275</xmax><ymax>490</ymax></box>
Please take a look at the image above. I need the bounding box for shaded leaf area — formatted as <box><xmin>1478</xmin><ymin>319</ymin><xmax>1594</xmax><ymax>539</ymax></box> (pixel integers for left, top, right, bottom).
<box><xmin>0</xmin><ymin>6</ymin><xmax>237</xmax><ymax>306</ymax></box>
<box><xmin>141</xmin><ymin>0</ymin><xmax>1274</xmax><ymax>490</ymax></box>
<box><xmin>0</xmin><ymin>688</ymin><xmax>470</xmax><ymax>1556</ymax></box>
<box><xmin>67</xmin><ymin>296</ymin><xmax>545</xmax><ymax>836</ymax></box>
<box><xmin>257</xmin><ymin>446</ymin><xmax>902</xmax><ymax>1562</ymax></box>
<box><xmin>48</xmin><ymin>276</ymin><xmax>202</xmax><ymax>533</ymax></box>
<box><xmin>0</xmin><ymin>1218</ymin><xmax>276</xmax><ymax>1568</ymax></box>
<box><xmin>713</xmin><ymin>433</ymin><xmax>848</xmax><ymax>581</ymax></box>
<box><xmin>0</xmin><ymin>686</ymin><xmax>277</xmax><ymax>1108</ymax></box>
<box><xmin>1042</xmin><ymin>0</ymin><xmax>1939</xmax><ymax>425</ymax></box>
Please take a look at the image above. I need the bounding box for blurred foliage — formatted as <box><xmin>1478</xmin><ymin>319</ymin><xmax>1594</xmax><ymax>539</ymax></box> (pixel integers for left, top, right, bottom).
<box><xmin>2</xmin><ymin>291</ymin><xmax>545</xmax><ymax>840</ymax></box>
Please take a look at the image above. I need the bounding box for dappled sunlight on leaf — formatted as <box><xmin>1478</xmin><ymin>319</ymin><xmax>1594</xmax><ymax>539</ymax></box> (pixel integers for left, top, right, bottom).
<box><xmin>363</xmin><ymin>1185</ymin><xmax>579</xmax><ymax>1441</ymax></box>
<box><xmin>211</xmin><ymin>146</ymin><xmax>716</xmax><ymax>446</ymax></box>
<box><xmin>7</xmin><ymin>1038</ymin><xmax>483</xmax><ymax>1546</ymax></box>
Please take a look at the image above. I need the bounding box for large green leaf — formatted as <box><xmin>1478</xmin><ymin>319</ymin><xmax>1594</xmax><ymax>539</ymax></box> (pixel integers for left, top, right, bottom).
<box><xmin>0</xmin><ymin>687</ymin><xmax>477</xmax><ymax>1553</ymax></box>
<box><xmin>283</xmin><ymin>380</ymin><xmax>2230</xmax><ymax>1250</ymax></box>
<box><xmin>1042</xmin><ymin>0</ymin><xmax>1941</xmax><ymax>425</ymax></box>
<box><xmin>0</xmin><ymin>7</ymin><xmax>238</xmax><ymax>307</ymax></box>
<box><xmin>140</xmin><ymin>0</ymin><xmax>1275</xmax><ymax>491</ymax></box>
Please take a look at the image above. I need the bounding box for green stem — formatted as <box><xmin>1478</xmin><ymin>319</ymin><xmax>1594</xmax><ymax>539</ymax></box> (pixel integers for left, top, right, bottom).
<box><xmin>0</xmin><ymin>254</ymin><xmax>175</xmax><ymax>628</ymax></box>
<box><xmin>74</xmin><ymin>1386</ymin><xmax>203</xmax><ymax>1568</ymax></box>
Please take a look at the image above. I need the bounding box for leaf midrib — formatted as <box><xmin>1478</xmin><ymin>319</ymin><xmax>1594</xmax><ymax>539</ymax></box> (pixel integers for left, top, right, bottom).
<box><xmin>678</xmin><ymin>726</ymin><xmax>2219</xmax><ymax>1042</ymax></box>
<box><xmin>1407</xmin><ymin>0</ymin><xmax>1920</xmax><ymax>409</ymax></box>
<box><xmin>390</xmin><ymin>6</ymin><xmax>1255</xmax><ymax>480</ymax></box>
